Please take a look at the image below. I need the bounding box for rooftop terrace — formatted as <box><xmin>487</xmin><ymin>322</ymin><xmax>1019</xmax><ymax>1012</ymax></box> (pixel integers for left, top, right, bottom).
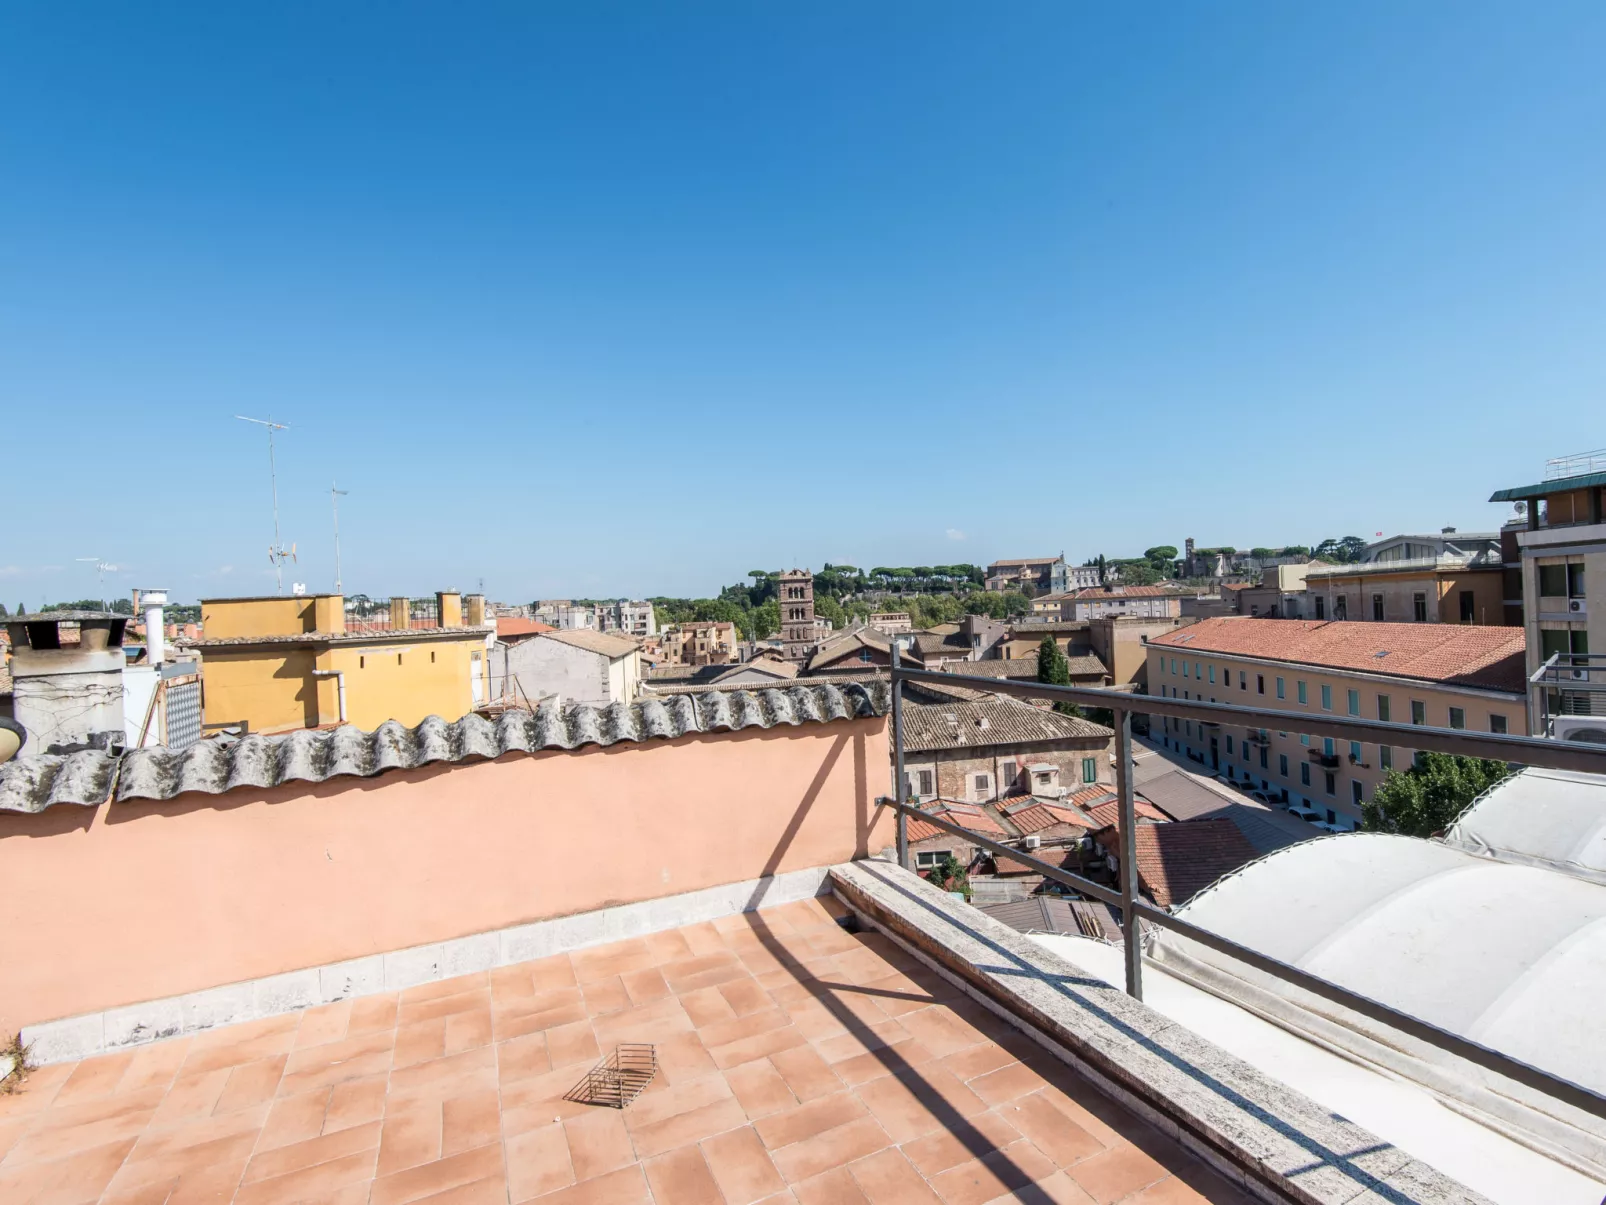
<box><xmin>0</xmin><ymin>899</ymin><xmax>1252</xmax><ymax>1205</ymax></box>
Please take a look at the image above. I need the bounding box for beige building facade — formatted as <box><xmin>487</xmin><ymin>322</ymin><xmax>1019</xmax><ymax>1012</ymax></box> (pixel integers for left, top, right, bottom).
<box><xmin>1146</xmin><ymin>619</ymin><xmax>1527</xmax><ymax>829</ymax></box>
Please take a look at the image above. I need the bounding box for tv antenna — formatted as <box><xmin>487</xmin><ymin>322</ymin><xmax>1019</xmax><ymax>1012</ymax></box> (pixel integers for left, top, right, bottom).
<box><xmin>75</xmin><ymin>557</ymin><xmax>119</xmax><ymax>608</ymax></box>
<box><xmin>330</xmin><ymin>481</ymin><xmax>349</xmax><ymax>593</ymax></box>
<box><xmin>236</xmin><ymin>415</ymin><xmax>293</xmax><ymax>593</ymax></box>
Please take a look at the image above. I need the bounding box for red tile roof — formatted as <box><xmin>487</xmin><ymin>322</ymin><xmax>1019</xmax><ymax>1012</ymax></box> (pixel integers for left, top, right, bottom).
<box><xmin>1007</xmin><ymin>803</ymin><xmax>1091</xmax><ymax>835</ymax></box>
<box><xmin>1084</xmin><ymin>797</ymin><xmax>1170</xmax><ymax>830</ymax></box>
<box><xmin>1150</xmin><ymin>617</ymin><xmax>1526</xmax><ymax>692</ymax></box>
<box><xmin>905</xmin><ymin>802</ymin><xmax>1009</xmax><ymax>841</ymax></box>
<box><xmin>496</xmin><ymin>617</ymin><xmax>555</xmax><ymax>639</ymax></box>
<box><xmin>1129</xmin><ymin>818</ymin><xmax>1260</xmax><ymax>909</ymax></box>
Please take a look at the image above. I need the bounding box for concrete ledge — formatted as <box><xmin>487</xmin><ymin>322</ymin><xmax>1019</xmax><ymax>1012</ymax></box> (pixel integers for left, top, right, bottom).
<box><xmin>21</xmin><ymin>865</ymin><xmax>831</xmax><ymax>1065</ymax></box>
<box><xmin>829</xmin><ymin>859</ymin><xmax>1486</xmax><ymax>1205</ymax></box>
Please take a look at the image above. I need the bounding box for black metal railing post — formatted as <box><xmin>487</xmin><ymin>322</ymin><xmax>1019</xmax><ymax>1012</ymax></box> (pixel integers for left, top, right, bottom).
<box><xmin>891</xmin><ymin>641</ymin><xmax>909</xmax><ymax>870</ymax></box>
<box><xmin>1114</xmin><ymin>707</ymin><xmax>1142</xmax><ymax>1000</ymax></box>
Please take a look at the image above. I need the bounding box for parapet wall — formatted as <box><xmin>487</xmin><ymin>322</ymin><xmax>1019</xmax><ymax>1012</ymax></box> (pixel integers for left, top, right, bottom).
<box><xmin>0</xmin><ymin>698</ymin><xmax>892</xmax><ymax>1045</ymax></box>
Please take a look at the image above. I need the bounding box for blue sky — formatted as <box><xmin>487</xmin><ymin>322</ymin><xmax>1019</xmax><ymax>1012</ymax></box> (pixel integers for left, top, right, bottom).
<box><xmin>3</xmin><ymin>3</ymin><xmax>1603</xmax><ymax>606</ymax></box>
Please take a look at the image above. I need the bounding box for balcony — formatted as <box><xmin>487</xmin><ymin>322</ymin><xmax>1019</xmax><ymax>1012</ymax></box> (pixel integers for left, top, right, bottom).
<box><xmin>5</xmin><ymin>664</ymin><xmax>1606</xmax><ymax>1204</ymax></box>
<box><xmin>1307</xmin><ymin>748</ymin><xmax>1341</xmax><ymax>768</ymax></box>
<box><xmin>1532</xmin><ymin>653</ymin><xmax>1606</xmax><ymax>725</ymax></box>
<box><xmin>1244</xmin><ymin>727</ymin><xmax>1270</xmax><ymax>747</ymax></box>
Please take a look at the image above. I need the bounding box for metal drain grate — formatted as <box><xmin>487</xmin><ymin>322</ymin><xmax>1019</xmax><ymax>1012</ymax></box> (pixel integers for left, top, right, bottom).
<box><xmin>565</xmin><ymin>1043</ymin><xmax>658</xmax><ymax>1108</ymax></box>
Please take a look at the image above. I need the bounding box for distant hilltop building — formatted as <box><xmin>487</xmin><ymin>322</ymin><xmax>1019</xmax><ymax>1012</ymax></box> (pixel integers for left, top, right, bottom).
<box><xmin>985</xmin><ymin>556</ymin><xmax>1089</xmax><ymax>594</ymax></box>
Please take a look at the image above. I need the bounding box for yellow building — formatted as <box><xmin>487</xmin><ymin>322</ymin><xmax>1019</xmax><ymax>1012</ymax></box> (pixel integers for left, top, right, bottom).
<box><xmin>194</xmin><ymin>592</ymin><xmax>492</xmax><ymax>734</ymax></box>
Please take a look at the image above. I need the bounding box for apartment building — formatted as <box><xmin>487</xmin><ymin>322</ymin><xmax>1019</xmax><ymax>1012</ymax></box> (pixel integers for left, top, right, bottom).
<box><xmin>192</xmin><ymin>591</ymin><xmax>492</xmax><ymax>733</ymax></box>
<box><xmin>1146</xmin><ymin>618</ymin><xmax>1527</xmax><ymax>829</ymax></box>
<box><xmin>1490</xmin><ymin>454</ymin><xmax>1606</xmax><ymax>733</ymax></box>
<box><xmin>1233</xmin><ymin>561</ymin><xmax>1327</xmax><ymax>619</ymax></box>
<box><xmin>1067</xmin><ymin>584</ymin><xmax>1183</xmax><ymax>621</ymax></box>
<box><xmin>868</xmin><ymin>611</ymin><xmax>912</xmax><ymax>634</ymax></box>
<box><xmin>899</xmin><ymin>692</ymin><xmax>1114</xmax><ymax>805</ymax></box>
<box><xmin>595</xmin><ymin>599</ymin><xmax>657</xmax><ymax>638</ymax></box>
<box><xmin>658</xmin><ymin>620</ymin><xmax>738</xmax><ymax>667</ymax></box>
<box><xmin>1301</xmin><ymin>532</ymin><xmax>1505</xmax><ymax>627</ymax></box>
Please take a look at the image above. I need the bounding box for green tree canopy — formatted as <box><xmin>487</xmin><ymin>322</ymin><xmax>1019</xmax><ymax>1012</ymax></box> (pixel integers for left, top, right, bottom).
<box><xmin>814</xmin><ymin>594</ymin><xmax>846</xmax><ymax>629</ymax></box>
<box><xmin>750</xmin><ymin>599</ymin><xmax>780</xmax><ymax>640</ymax></box>
<box><xmin>1362</xmin><ymin>753</ymin><xmax>1510</xmax><ymax>838</ymax></box>
<box><xmin>1143</xmin><ymin>546</ymin><xmax>1178</xmax><ymax>563</ymax></box>
<box><xmin>1280</xmin><ymin>545</ymin><xmax>1311</xmax><ymax>558</ymax></box>
<box><xmin>1250</xmin><ymin>547</ymin><xmax>1275</xmax><ymax>560</ymax></box>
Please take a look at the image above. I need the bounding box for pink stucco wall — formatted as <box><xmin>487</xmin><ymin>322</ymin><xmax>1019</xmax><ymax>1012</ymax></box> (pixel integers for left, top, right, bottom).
<box><xmin>0</xmin><ymin>717</ymin><xmax>891</xmax><ymax>1036</ymax></box>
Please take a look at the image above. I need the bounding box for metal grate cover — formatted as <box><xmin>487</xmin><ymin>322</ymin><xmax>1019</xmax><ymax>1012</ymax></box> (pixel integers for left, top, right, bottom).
<box><xmin>565</xmin><ymin>1044</ymin><xmax>657</xmax><ymax>1109</ymax></box>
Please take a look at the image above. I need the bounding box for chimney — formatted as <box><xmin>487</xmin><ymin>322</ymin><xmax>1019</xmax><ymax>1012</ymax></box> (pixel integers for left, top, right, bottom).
<box><xmin>390</xmin><ymin>597</ymin><xmax>411</xmax><ymax>629</ymax></box>
<box><xmin>465</xmin><ymin>594</ymin><xmax>486</xmax><ymax>626</ymax></box>
<box><xmin>438</xmin><ymin>591</ymin><xmax>464</xmax><ymax>627</ymax></box>
<box><xmin>138</xmin><ymin>589</ymin><xmax>168</xmax><ymax>665</ymax></box>
<box><xmin>6</xmin><ymin>610</ymin><xmax>129</xmax><ymax>753</ymax></box>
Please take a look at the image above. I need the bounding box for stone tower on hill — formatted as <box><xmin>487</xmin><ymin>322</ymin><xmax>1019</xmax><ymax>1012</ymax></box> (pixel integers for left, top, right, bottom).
<box><xmin>778</xmin><ymin>569</ymin><xmax>816</xmax><ymax>662</ymax></box>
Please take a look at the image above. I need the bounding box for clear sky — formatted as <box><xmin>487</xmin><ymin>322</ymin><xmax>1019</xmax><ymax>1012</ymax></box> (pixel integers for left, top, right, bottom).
<box><xmin>3</xmin><ymin>3</ymin><xmax>1603</xmax><ymax>607</ymax></box>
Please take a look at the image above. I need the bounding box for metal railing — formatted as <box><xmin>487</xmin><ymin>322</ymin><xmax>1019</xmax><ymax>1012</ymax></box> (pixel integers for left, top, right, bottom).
<box><xmin>1532</xmin><ymin>653</ymin><xmax>1606</xmax><ymax>722</ymax></box>
<box><xmin>883</xmin><ymin>644</ymin><xmax>1606</xmax><ymax>1121</ymax></box>
<box><xmin>1545</xmin><ymin>448</ymin><xmax>1606</xmax><ymax>480</ymax></box>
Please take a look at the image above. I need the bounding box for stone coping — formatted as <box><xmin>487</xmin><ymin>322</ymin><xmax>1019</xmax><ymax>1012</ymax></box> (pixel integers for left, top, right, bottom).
<box><xmin>828</xmin><ymin>859</ymin><xmax>1486</xmax><ymax>1205</ymax></box>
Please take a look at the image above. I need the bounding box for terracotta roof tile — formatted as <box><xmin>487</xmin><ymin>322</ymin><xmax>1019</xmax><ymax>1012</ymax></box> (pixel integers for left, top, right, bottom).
<box><xmin>1071</xmin><ymin>586</ymin><xmax>1181</xmax><ymax>600</ymax></box>
<box><xmin>496</xmin><ymin>617</ymin><xmax>554</xmax><ymax>639</ymax></box>
<box><xmin>1084</xmin><ymin>796</ymin><xmax>1170</xmax><ymax>830</ymax></box>
<box><xmin>1129</xmin><ymin>818</ymin><xmax>1261</xmax><ymax>909</ymax></box>
<box><xmin>902</xmin><ymin>696</ymin><xmax>1111</xmax><ymax>753</ymax></box>
<box><xmin>1150</xmin><ymin>617</ymin><xmax>1526</xmax><ymax>692</ymax></box>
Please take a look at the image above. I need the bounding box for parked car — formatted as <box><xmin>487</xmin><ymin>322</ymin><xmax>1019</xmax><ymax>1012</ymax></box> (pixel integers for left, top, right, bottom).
<box><xmin>1249</xmin><ymin>789</ymin><xmax>1274</xmax><ymax>805</ymax></box>
<box><xmin>1289</xmin><ymin>804</ymin><xmax>1324</xmax><ymax>824</ymax></box>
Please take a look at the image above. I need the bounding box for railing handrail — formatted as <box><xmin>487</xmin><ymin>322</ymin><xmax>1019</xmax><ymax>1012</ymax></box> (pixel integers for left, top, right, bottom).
<box><xmin>882</xmin><ymin>650</ymin><xmax>1606</xmax><ymax>1122</ymax></box>
<box><xmin>894</xmin><ymin>663</ymin><xmax>1606</xmax><ymax>774</ymax></box>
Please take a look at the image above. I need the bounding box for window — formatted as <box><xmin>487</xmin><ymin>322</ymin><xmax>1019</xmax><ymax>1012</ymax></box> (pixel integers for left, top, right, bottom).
<box><xmin>1334</xmin><ymin>595</ymin><xmax>1347</xmax><ymax>620</ymax></box>
<box><xmin>1347</xmin><ymin>689</ymin><xmax>1359</xmax><ymax>716</ymax></box>
<box><xmin>1490</xmin><ymin>714</ymin><xmax>1508</xmax><ymax>734</ymax></box>
<box><xmin>1195</xmin><ymin>662</ymin><xmax>1202</xmax><ymax>679</ymax></box>
<box><xmin>1349</xmin><ymin>740</ymin><xmax>1362</xmax><ymax>762</ymax></box>
<box><xmin>1377</xmin><ymin>694</ymin><xmax>1390</xmax><ymax>723</ymax></box>
<box><xmin>1301</xmin><ymin>763</ymin><xmax>1311</xmax><ymax>787</ymax></box>
<box><xmin>1300</xmin><ymin>733</ymin><xmax>1310</xmax><ymax>746</ymax></box>
<box><xmin>973</xmin><ymin>774</ymin><xmax>991</xmax><ymax>797</ymax></box>
<box><xmin>916</xmin><ymin>849</ymin><xmax>951</xmax><ymax>868</ymax></box>
<box><xmin>1448</xmin><ymin>707</ymin><xmax>1465</xmax><ymax>729</ymax></box>
<box><xmin>1239</xmin><ymin>671</ymin><xmax>1247</xmax><ymax>690</ymax></box>
<box><xmin>1001</xmin><ymin>761</ymin><xmax>1017</xmax><ymax>788</ymax></box>
<box><xmin>859</xmin><ymin>649</ymin><xmax>873</xmax><ymax>663</ymax></box>
<box><xmin>1411</xmin><ymin>700</ymin><xmax>1426</xmax><ymax>725</ymax></box>
<box><xmin>1372</xmin><ymin>594</ymin><xmax>1384</xmax><ymax>621</ymax></box>
<box><xmin>1082</xmin><ymin>757</ymin><xmax>1097</xmax><ymax>784</ymax></box>
<box><xmin>918</xmin><ymin>770</ymin><xmax>934</xmax><ymax>796</ymax></box>
<box><xmin>1315</xmin><ymin>597</ymin><xmax>1326</xmax><ymax>620</ymax></box>
<box><xmin>430</xmin><ymin>651</ymin><xmax>436</xmax><ymax>663</ymax></box>
<box><xmin>1275</xmin><ymin>676</ymin><xmax>1284</xmax><ymax>699</ymax></box>
<box><xmin>1539</xmin><ymin>564</ymin><xmax>1568</xmax><ymax>597</ymax></box>
<box><xmin>1279</xmin><ymin>754</ymin><xmax>1288</xmax><ymax>776</ymax></box>
<box><xmin>1320</xmin><ymin>684</ymin><xmax>1332</xmax><ymax>711</ymax></box>
<box><xmin>1380</xmin><ymin>746</ymin><xmax>1392</xmax><ymax>770</ymax></box>
<box><xmin>1327</xmin><ymin>808</ymin><xmax>1337</xmax><ymax>824</ymax></box>
<box><xmin>397</xmin><ymin>653</ymin><xmax>403</xmax><ymax>665</ymax></box>
<box><xmin>1208</xmin><ymin>665</ymin><xmax>1215</xmax><ymax>684</ymax></box>
<box><xmin>1183</xmin><ymin>661</ymin><xmax>1190</xmax><ymax>678</ymax></box>
<box><xmin>1413</xmin><ymin>593</ymin><xmax>1428</xmax><ymax>622</ymax></box>
<box><xmin>1351</xmin><ymin>781</ymin><xmax>1363</xmax><ymax>807</ymax></box>
<box><xmin>1570</xmin><ymin>563</ymin><xmax>1587</xmax><ymax>598</ymax></box>
<box><xmin>1255</xmin><ymin>674</ymin><xmax>1264</xmax><ymax>694</ymax></box>
<box><xmin>1459</xmin><ymin>591</ymin><xmax>1475</xmax><ymax>623</ymax></box>
<box><xmin>1259</xmin><ymin>746</ymin><xmax>1268</xmax><ymax>769</ymax></box>
<box><xmin>1325</xmin><ymin>771</ymin><xmax>1336</xmax><ymax>795</ymax></box>
<box><xmin>1323</xmin><ymin>737</ymin><xmax>1335</xmax><ymax>757</ymax></box>
<box><xmin>1226</xmin><ymin>736</ymin><xmax>1235</xmax><ymax>755</ymax></box>
<box><xmin>1297</xmin><ymin>681</ymin><xmax>1308</xmax><ymax>704</ymax></box>
<box><xmin>359</xmin><ymin>656</ymin><xmax>365</xmax><ymax>669</ymax></box>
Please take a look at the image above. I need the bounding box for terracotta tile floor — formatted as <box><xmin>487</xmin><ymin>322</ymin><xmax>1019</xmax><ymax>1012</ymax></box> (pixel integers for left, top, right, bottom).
<box><xmin>0</xmin><ymin>897</ymin><xmax>1258</xmax><ymax>1204</ymax></box>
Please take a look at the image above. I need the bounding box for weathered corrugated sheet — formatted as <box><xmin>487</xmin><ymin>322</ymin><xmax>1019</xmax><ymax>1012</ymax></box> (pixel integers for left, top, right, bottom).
<box><xmin>0</xmin><ymin>750</ymin><xmax>121</xmax><ymax>814</ymax></box>
<box><xmin>0</xmin><ymin>682</ymin><xmax>887</xmax><ymax>812</ymax></box>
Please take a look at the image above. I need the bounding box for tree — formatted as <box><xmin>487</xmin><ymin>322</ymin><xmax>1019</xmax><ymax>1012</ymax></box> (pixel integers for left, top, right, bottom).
<box><xmin>926</xmin><ymin>853</ymin><xmax>970</xmax><ymax>899</ymax></box>
<box><xmin>750</xmin><ymin>599</ymin><xmax>780</xmax><ymax>640</ymax></box>
<box><xmin>1280</xmin><ymin>545</ymin><xmax>1311</xmax><ymax>558</ymax></box>
<box><xmin>0</xmin><ymin>602</ymin><xmax>6</xmax><ymax>617</ymax></box>
<box><xmin>1036</xmin><ymin>636</ymin><xmax>1081</xmax><ymax>717</ymax></box>
<box><xmin>1362</xmin><ymin>753</ymin><xmax>1510</xmax><ymax>837</ymax></box>
<box><xmin>814</xmin><ymin>594</ymin><xmax>845</xmax><ymax>629</ymax></box>
<box><xmin>1143</xmin><ymin>546</ymin><xmax>1178</xmax><ymax>564</ymax></box>
<box><xmin>1314</xmin><ymin>536</ymin><xmax>1368</xmax><ymax>564</ymax></box>
<box><xmin>1118</xmin><ymin>564</ymin><xmax>1162</xmax><ymax>586</ymax></box>
<box><xmin>1250</xmin><ymin>547</ymin><xmax>1275</xmax><ymax>560</ymax></box>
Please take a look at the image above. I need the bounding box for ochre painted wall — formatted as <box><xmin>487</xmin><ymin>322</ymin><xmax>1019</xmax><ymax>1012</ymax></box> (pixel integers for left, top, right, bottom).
<box><xmin>201</xmin><ymin>646</ymin><xmax>320</xmax><ymax>732</ymax></box>
<box><xmin>0</xmin><ymin>716</ymin><xmax>892</xmax><ymax>1035</ymax></box>
<box><xmin>326</xmin><ymin>637</ymin><xmax>484</xmax><ymax>730</ymax></box>
<box><xmin>201</xmin><ymin>597</ymin><xmax>321</xmax><ymax>638</ymax></box>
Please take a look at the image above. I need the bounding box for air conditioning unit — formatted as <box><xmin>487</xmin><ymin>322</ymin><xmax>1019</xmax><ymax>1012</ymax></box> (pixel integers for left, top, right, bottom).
<box><xmin>1569</xmin><ymin>599</ymin><xmax>1587</xmax><ymax>614</ymax></box>
<box><xmin>1022</xmin><ymin>835</ymin><xmax>1041</xmax><ymax>850</ymax></box>
<box><xmin>1553</xmin><ymin>716</ymin><xmax>1606</xmax><ymax>745</ymax></box>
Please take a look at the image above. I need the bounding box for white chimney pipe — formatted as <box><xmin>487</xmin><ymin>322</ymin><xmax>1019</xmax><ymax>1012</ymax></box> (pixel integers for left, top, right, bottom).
<box><xmin>139</xmin><ymin>589</ymin><xmax>168</xmax><ymax>665</ymax></box>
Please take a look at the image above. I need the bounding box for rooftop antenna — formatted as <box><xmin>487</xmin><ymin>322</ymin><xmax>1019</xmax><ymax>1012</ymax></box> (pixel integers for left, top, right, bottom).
<box><xmin>75</xmin><ymin>557</ymin><xmax>118</xmax><ymax>608</ymax></box>
<box><xmin>330</xmin><ymin>481</ymin><xmax>349</xmax><ymax>594</ymax></box>
<box><xmin>236</xmin><ymin>415</ymin><xmax>292</xmax><ymax>593</ymax></box>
